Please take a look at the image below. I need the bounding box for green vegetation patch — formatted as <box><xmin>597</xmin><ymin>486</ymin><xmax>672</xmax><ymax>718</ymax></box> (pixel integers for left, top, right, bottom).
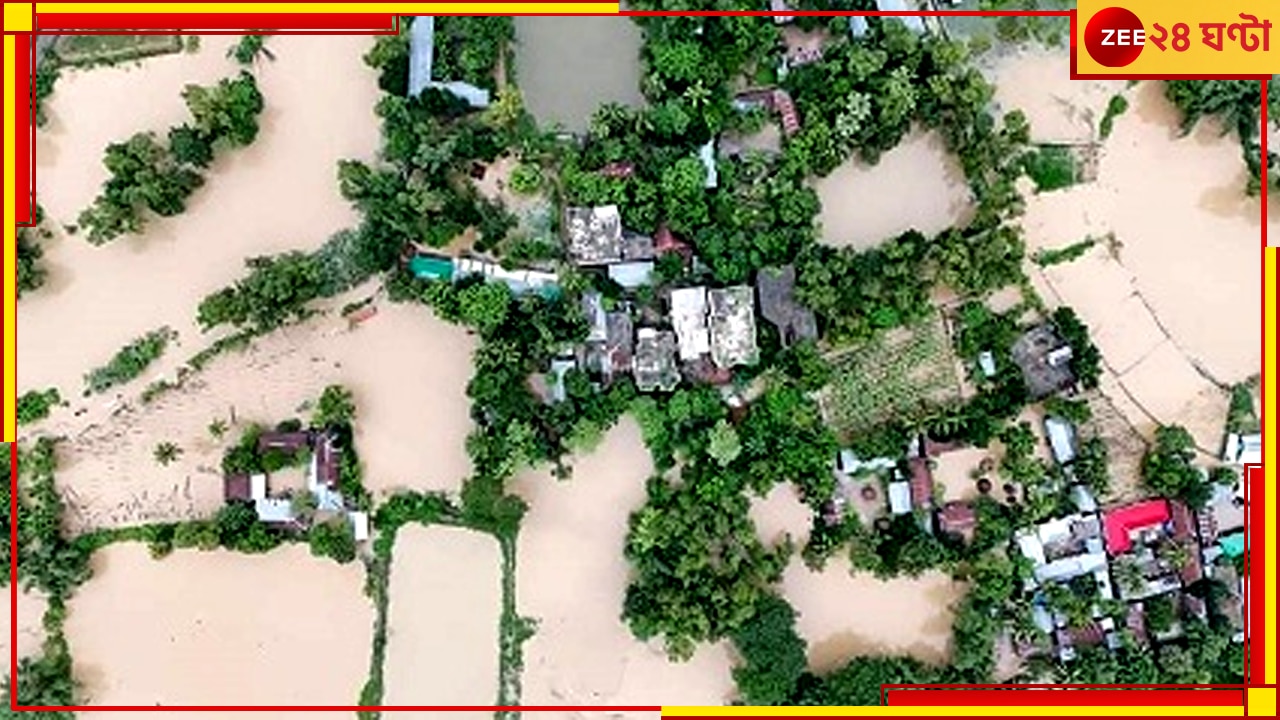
<box><xmin>1023</xmin><ymin>144</ymin><xmax>1078</xmax><ymax>192</ymax></box>
<box><xmin>17</xmin><ymin>388</ymin><xmax>62</xmax><ymax>427</ymax></box>
<box><xmin>84</xmin><ymin>326</ymin><xmax>176</xmax><ymax>395</ymax></box>
<box><xmin>821</xmin><ymin>314</ymin><xmax>963</xmax><ymax>439</ymax></box>
<box><xmin>55</xmin><ymin>34</ymin><xmax>183</xmax><ymax>68</ymax></box>
<box><xmin>1099</xmin><ymin>94</ymin><xmax>1129</xmax><ymax>140</ymax></box>
<box><xmin>1032</xmin><ymin>237</ymin><xmax>1097</xmax><ymax>267</ymax></box>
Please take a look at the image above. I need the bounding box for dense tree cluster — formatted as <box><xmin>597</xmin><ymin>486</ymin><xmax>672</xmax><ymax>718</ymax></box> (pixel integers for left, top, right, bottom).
<box><xmin>1141</xmin><ymin>425</ymin><xmax>1213</xmax><ymax>508</ymax></box>
<box><xmin>8</xmin><ymin>440</ymin><xmax>92</xmax><ymax>596</ymax></box>
<box><xmin>1163</xmin><ymin>79</ymin><xmax>1279</xmax><ymax>195</ymax></box>
<box><xmin>16</xmin><ymin>388</ymin><xmax>62</xmax><ymax>427</ymax></box>
<box><xmin>78</xmin><ymin>72</ymin><xmax>265</xmax><ymax>244</ymax></box>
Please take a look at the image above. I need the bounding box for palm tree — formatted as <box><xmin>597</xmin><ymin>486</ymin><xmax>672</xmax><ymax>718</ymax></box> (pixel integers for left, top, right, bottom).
<box><xmin>208</xmin><ymin>418</ymin><xmax>229</xmax><ymax>440</ymax></box>
<box><xmin>153</xmin><ymin>442</ymin><xmax>182</xmax><ymax>466</ymax></box>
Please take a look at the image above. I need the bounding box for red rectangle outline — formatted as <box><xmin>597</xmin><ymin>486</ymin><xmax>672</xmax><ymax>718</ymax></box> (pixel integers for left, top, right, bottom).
<box><xmin>14</xmin><ymin>33</ymin><xmax>31</xmax><ymax>226</ymax></box>
<box><xmin>6</xmin><ymin>5</ymin><xmax>1271</xmax><ymax>714</ymax></box>
<box><xmin>34</xmin><ymin>13</ymin><xmax>398</xmax><ymax>34</ymax></box>
<box><xmin>885</xmin><ymin>688</ymin><xmax>1245</xmax><ymax>706</ymax></box>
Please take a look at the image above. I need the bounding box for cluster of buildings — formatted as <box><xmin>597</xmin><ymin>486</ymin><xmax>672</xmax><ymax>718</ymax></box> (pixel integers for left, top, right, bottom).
<box><xmin>1015</xmin><ymin>482</ymin><xmax>1244</xmax><ymax>661</ymax></box>
<box><xmin>561</xmin><ymin>205</ymin><xmax>778</xmax><ymax>394</ymax></box>
<box><xmin>222</xmin><ymin>428</ymin><xmax>369</xmax><ymax>542</ymax></box>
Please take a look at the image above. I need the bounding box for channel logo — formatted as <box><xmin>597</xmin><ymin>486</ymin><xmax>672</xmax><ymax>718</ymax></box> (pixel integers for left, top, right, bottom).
<box><xmin>1084</xmin><ymin>7</ymin><xmax>1146</xmax><ymax>67</ymax></box>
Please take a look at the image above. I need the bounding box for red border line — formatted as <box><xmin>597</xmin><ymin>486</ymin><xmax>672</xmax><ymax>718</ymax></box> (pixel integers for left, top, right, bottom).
<box><xmin>7</xmin><ymin>7</ymin><xmax>1270</xmax><ymax>714</ymax></box>
<box><xmin>35</xmin><ymin>13</ymin><xmax>397</xmax><ymax>32</ymax></box>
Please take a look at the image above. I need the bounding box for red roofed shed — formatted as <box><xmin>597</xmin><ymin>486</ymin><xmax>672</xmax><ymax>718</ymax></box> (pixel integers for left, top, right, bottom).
<box><xmin>1103</xmin><ymin>499</ymin><xmax>1170</xmax><ymax>555</ymax></box>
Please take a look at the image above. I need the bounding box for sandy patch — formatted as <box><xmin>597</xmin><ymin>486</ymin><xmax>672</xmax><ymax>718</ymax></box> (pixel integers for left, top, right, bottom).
<box><xmin>383</xmin><ymin>524</ymin><xmax>501</xmax><ymax>707</ymax></box>
<box><xmin>65</xmin><ymin>544</ymin><xmax>371</xmax><ymax>706</ymax></box>
<box><xmin>813</xmin><ymin>127</ymin><xmax>972</xmax><ymax>250</ymax></box>
<box><xmin>749</xmin><ymin>483</ymin><xmax>812</xmax><ymax>548</ymax></box>
<box><xmin>781</xmin><ymin>557</ymin><xmax>964</xmax><ymax>673</ymax></box>
<box><xmin>932</xmin><ymin>447</ymin><xmax>995</xmax><ymax>503</ymax></box>
<box><xmin>0</xmin><ymin>589</ymin><xmax>48</xmax><ymax>663</ymax></box>
<box><xmin>514</xmin><ymin>418</ymin><xmax>736</xmax><ymax>709</ymax></box>
<box><xmin>45</xmin><ymin>299</ymin><xmax>476</xmax><ymax>533</ymax></box>
<box><xmin>23</xmin><ymin>34</ymin><xmax>380</xmax><ymax>399</ymax></box>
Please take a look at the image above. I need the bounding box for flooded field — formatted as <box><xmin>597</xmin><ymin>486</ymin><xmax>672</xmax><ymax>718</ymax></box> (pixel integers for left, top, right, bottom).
<box><xmin>65</xmin><ymin>544</ymin><xmax>371</xmax><ymax>707</ymax></box>
<box><xmin>22</xmin><ymin>34</ymin><xmax>381</xmax><ymax>402</ymax></box>
<box><xmin>383</xmin><ymin>524</ymin><xmax>501</xmax><ymax>707</ymax></box>
<box><xmin>813</xmin><ymin>128</ymin><xmax>973</xmax><ymax>250</ymax></box>
<box><xmin>43</xmin><ymin>298</ymin><xmax>476</xmax><ymax>533</ymax></box>
<box><xmin>514</xmin><ymin>419</ymin><xmax>736</xmax><ymax>708</ymax></box>
<box><xmin>514</xmin><ymin>17</ymin><xmax>645</xmax><ymax>133</ymax></box>
<box><xmin>994</xmin><ymin>50</ymin><xmax>1259</xmax><ymax>453</ymax></box>
<box><xmin>781</xmin><ymin>558</ymin><xmax>965</xmax><ymax>673</ymax></box>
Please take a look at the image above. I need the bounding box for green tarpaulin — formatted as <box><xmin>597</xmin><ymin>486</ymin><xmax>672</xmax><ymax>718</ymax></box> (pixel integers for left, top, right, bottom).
<box><xmin>409</xmin><ymin>255</ymin><xmax>453</xmax><ymax>281</ymax></box>
<box><xmin>1219</xmin><ymin>532</ymin><xmax>1245</xmax><ymax>558</ymax></box>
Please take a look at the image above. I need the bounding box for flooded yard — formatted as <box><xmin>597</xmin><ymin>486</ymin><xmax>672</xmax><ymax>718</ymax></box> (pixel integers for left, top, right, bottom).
<box><xmin>1006</xmin><ymin>62</ymin><xmax>1260</xmax><ymax>453</ymax></box>
<box><xmin>514</xmin><ymin>17</ymin><xmax>645</xmax><ymax>133</ymax></box>
<box><xmin>44</xmin><ymin>297</ymin><xmax>476</xmax><ymax>533</ymax></box>
<box><xmin>383</xmin><ymin>524</ymin><xmax>501</xmax><ymax>707</ymax></box>
<box><xmin>22</xmin><ymin>34</ymin><xmax>381</xmax><ymax>403</ymax></box>
<box><xmin>65</xmin><ymin>544</ymin><xmax>371</xmax><ymax>706</ymax></box>
<box><xmin>813</xmin><ymin>127</ymin><xmax>972</xmax><ymax>250</ymax></box>
<box><xmin>780</xmin><ymin>557</ymin><xmax>965</xmax><ymax>673</ymax></box>
<box><xmin>514</xmin><ymin>419</ymin><xmax>736</xmax><ymax>708</ymax></box>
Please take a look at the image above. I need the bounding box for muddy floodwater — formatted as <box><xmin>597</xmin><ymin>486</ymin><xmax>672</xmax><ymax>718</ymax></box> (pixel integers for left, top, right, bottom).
<box><xmin>996</xmin><ymin>51</ymin><xmax>1259</xmax><ymax>453</ymax></box>
<box><xmin>813</xmin><ymin>127</ymin><xmax>973</xmax><ymax>250</ymax></box>
<box><xmin>22</xmin><ymin>34</ymin><xmax>380</xmax><ymax>403</ymax></box>
<box><xmin>514</xmin><ymin>419</ymin><xmax>737</xmax><ymax>709</ymax></box>
<box><xmin>383</xmin><ymin>524</ymin><xmax>501</xmax><ymax>707</ymax></box>
<box><xmin>65</xmin><ymin>544</ymin><xmax>371</xmax><ymax>707</ymax></box>
<box><xmin>514</xmin><ymin>17</ymin><xmax>645</xmax><ymax>132</ymax></box>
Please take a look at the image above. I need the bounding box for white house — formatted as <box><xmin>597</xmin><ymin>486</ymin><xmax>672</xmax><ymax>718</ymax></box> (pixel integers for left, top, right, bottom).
<box><xmin>1223</xmin><ymin>432</ymin><xmax>1261</xmax><ymax>466</ymax></box>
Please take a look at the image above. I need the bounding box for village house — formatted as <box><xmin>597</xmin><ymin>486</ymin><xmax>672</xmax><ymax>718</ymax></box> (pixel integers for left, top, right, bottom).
<box><xmin>408</xmin><ymin>252</ymin><xmax>560</xmax><ymax>298</ymax></box>
<box><xmin>1012</xmin><ymin>325</ymin><xmax>1077</xmax><ymax>399</ymax></box>
<box><xmin>670</xmin><ymin>287</ymin><xmax>713</xmax><ymax>362</ymax></box>
<box><xmin>756</xmin><ymin>265</ymin><xmax>818</xmax><ymax>348</ymax></box>
<box><xmin>633</xmin><ymin>328</ymin><xmax>680</xmax><ymax>393</ymax></box>
<box><xmin>937</xmin><ymin>501</ymin><xmax>976</xmax><ymax>543</ymax></box>
<box><xmin>1044</xmin><ymin>415</ymin><xmax>1077</xmax><ymax>465</ymax></box>
<box><xmin>223</xmin><ymin>428</ymin><xmax>364</xmax><ymax>539</ymax></box>
<box><xmin>565</xmin><ymin>205</ymin><xmax>656</xmax><ymax>266</ymax></box>
<box><xmin>707</xmin><ymin>286</ymin><xmax>760</xmax><ymax>369</ymax></box>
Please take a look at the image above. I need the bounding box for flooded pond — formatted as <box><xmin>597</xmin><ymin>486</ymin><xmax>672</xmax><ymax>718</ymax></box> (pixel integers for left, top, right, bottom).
<box><xmin>813</xmin><ymin>127</ymin><xmax>972</xmax><ymax>250</ymax></box>
<box><xmin>514</xmin><ymin>17</ymin><xmax>645</xmax><ymax>132</ymax></box>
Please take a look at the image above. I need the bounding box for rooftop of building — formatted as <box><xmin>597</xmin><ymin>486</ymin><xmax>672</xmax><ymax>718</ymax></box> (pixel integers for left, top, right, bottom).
<box><xmin>708</xmin><ymin>286</ymin><xmax>760</xmax><ymax>369</ymax></box>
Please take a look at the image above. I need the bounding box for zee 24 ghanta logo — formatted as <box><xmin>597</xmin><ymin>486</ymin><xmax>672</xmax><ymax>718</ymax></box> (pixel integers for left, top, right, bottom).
<box><xmin>1084</xmin><ymin>6</ymin><xmax>1273</xmax><ymax>67</ymax></box>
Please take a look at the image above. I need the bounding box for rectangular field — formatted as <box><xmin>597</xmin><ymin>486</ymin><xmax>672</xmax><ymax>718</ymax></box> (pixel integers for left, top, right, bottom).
<box><xmin>820</xmin><ymin>312</ymin><xmax>962</xmax><ymax>438</ymax></box>
<box><xmin>65</xmin><ymin>544</ymin><xmax>372</xmax><ymax>706</ymax></box>
<box><xmin>383</xmin><ymin>524</ymin><xmax>501</xmax><ymax>707</ymax></box>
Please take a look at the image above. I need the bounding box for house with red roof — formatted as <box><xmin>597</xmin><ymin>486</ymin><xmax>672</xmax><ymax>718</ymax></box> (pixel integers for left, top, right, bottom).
<box><xmin>906</xmin><ymin>457</ymin><xmax>934</xmax><ymax>511</ymax></box>
<box><xmin>1103</xmin><ymin>499</ymin><xmax>1170</xmax><ymax>555</ymax></box>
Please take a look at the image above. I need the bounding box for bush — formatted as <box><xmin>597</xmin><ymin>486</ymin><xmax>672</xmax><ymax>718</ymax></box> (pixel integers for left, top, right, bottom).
<box><xmin>1099</xmin><ymin>94</ymin><xmax>1129</xmax><ymax>140</ymax></box>
<box><xmin>1023</xmin><ymin>145</ymin><xmax>1077</xmax><ymax>192</ymax></box>
<box><xmin>84</xmin><ymin>327</ymin><xmax>175</xmax><ymax>395</ymax></box>
<box><xmin>308</xmin><ymin>518</ymin><xmax>357</xmax><ymax>564</ymax></box>
<box><xmin>17</xmin><ymin>388</ymin><xmax>62</xmax><ymax>426</ymax></box>
<box><xmin>508</xmin><ymin>163</ymin><xmax>543</xmax><ymax>195</ymax></box>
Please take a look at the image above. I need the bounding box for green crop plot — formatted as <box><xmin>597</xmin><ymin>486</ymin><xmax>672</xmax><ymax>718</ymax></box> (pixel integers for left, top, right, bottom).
<box><xmin>821</xmin><ymin>312</ymin><xmax>963</xmax><ymax>439</ymax></box>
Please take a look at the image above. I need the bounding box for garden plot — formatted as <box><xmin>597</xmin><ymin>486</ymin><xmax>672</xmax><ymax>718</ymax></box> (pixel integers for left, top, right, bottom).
<box><xmin>820</xmin><ymin>313</ymin><xmax>963</xmax><ymax>439</ymax></box>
